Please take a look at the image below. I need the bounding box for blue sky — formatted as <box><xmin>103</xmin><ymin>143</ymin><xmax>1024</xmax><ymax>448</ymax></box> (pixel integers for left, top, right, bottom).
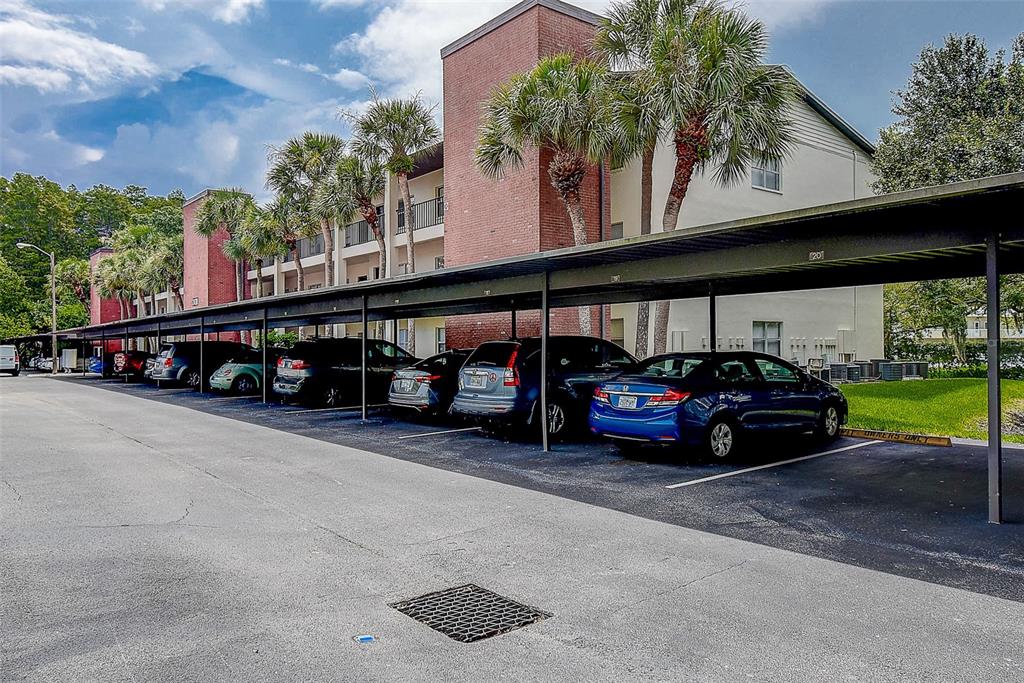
<box><xmin>1</xmin><ymin>0</ymin><xmax>1021</xmax><ymax>200</ymax></box>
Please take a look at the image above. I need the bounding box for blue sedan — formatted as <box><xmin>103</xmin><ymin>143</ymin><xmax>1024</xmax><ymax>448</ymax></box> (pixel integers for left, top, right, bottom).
<box><xmin>589</xmin><ymin>352</ymin><xmax>847</xmax><ymax>458</ymax></box>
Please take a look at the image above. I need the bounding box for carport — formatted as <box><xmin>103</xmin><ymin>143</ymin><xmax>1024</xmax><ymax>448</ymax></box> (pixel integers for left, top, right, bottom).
<box><xmin>11</xmin><ymin>173</ymin><xmax>1024</xmax><ymax>523</ymax></box>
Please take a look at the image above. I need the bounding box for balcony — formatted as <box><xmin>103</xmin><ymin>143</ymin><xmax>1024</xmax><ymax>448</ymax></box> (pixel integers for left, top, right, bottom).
<box><xmin>396</xmin><ymin>197</ymin><xmax>444</xmax><ymax>234</ymax></box>
<box><xmin>284</xmin><ymin>235</ymin><xmax>324</xmax><ymax>262</ymax></box>
<box><xmin>345</xmin><ymin>219</ymin><xmax>376</xmax><ymax>247</ymax></box>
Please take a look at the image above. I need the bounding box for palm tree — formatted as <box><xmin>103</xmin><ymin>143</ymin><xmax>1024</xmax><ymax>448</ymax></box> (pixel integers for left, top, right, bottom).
<box><xmin>476</xmin><ymin>53</ymin><xmax>619</xmax><ymax>335</ymax></box>
<box><xmin>263</xmin><ymin>194</ymin><xmax>310</xmax><ymax>291</ymax></box>
<box><xmin>146</xmin><ymin>233</ymin><xmax>185</xmax><ymax>311</ymax></box>
<box><xmin>94</xmin><ymin>253</ymin><xmax>134</xmax><ymax>321</ymax></box>
<box><xmin>267</xmin><ymin>132</ymin><xmax>345</xmax><ymax>288</ymax></box>
<box><xmin>349</xmin><ymin>91</ymin><xmax>440</xmax><ymax>354</ymax></box>
<box><xmin>239</xmin><ymin>205</ymin><xmax>288</xmax><ymax>298</ymax></box>
<box><xmin>595</xmin><ymin>0</ymin><xmax>687</xmax><ymax>356</ymax></box>
<box><xmin>194</xmin><ymin>188</ymin><xmax>254</xmax><ymax>302</ymax></box>
<box><xmin>316</xmin><ymin>153</ymin><xmax>388</xmax><ymax>280</ymax></box>
<box><xmin>643</xmin><ymin>0</ymin><xmax>799</xmax><ymax>352</ymax></box>
<box><xmin>54</xmin><ymin>258</ymin><xmax>92</xmax><ymax>316</ymax></box>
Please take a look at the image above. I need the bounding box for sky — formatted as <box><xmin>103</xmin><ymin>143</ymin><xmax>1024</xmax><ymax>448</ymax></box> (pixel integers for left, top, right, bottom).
<box><xmin>1</xmin><ymin>0</ymin><xmax>1022</xmax><ymax>200</ymax></box>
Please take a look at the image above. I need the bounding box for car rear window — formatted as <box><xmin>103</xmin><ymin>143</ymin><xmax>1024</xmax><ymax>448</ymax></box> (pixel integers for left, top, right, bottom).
<box><xmin>414</xmin><ymin>351</ymin><xmax>468</xmax><ymax>373</ymax></box>
<box><xmin>465</xmin><ymin>342</ymin><xmax>519</xmax><ymax>367</ymax></box>
<box><xmin>638</xmin><ymin>356</ymin><xmax>706</xmax><ymax>378</ymax></box>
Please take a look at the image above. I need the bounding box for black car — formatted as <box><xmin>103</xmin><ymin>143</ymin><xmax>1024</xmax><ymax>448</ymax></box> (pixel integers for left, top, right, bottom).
<box><xmin>452</xmin><ymin>335</ymin><xmax>638</xmax><ymax>437</ymax></box>
<box><xmin>272</xmin><ymin>338</ymin><xmax>419</xmax><ymax>406</ymax></box>
<box><xmin>149</xmin><ymin>341</ymin><xmax>255</xmax><ymax>389</ymax></box>
<box><xmin>388</xmin><ymin>349</ymin><xmax>472</xmax><ymax>415</ymax></box>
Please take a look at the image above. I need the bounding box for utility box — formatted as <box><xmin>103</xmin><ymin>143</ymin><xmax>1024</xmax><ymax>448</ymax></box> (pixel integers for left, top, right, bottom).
<box><xmin>846</xmin><ymin>364</ymin><xmax>862</xmax><ymax>382</ymax></box>
<box><xmin>60</xmin><ymin>348</ymin><xmax>78</xmax><ymax>372</ymax></box>
<box><xmin>879</xmin><ymin>362</ymin><xmax>904</xmax><ymax>381</ymax></box>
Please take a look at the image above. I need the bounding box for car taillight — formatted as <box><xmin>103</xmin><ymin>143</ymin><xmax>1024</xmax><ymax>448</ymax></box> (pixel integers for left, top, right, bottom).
<box><xmin>277</xmin><ymin>357</ymin><xmax>285</xmax><ymax>367</ymax></box>
<box><xmin>289</xmin><ymin>359</ymin><xmax>310</xmax><ymax>370</ymax></box>
<box><xmin>415</xmin><ymin>374</ymin><xmax>442</xmax><ymax>383</ymax></box>
<box><xmin>593</xmin><ymin>387</ymin><xmax>610</xmax><ymax>403</ymax></box>
<box><xmin>647</xmin><ymin>388</ymin><xmax>691</xmax><ymax>406</ymax></box>
<box><xmin>164</xmin><ymin>357</ymin><xmax>173</xmax><ymax>367</ymax></box>
<box><xmin>13</xmin><ymin>354</ymin><xmax>18</xmax><ymax>363</ymax></box>
<box><xmin>503</xmin><ymin>348</ymin><xmax>520</xmax><ymax>386</ymax></box>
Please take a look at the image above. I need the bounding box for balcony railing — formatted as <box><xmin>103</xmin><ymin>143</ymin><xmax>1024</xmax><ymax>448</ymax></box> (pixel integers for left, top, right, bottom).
<box><xmin>345</xmin><ymin>219</ymin><xmax>375</xmax><ymax>247</ymax></box>
<box><xmin>284</xmin><ymin>234</ymin><xmax>324</xmax><ymax>262</ymax></box>
<box><xmin>396</xmin><ymin>197</ymin><xmax>444</xmax><ymax>234</ymax></box>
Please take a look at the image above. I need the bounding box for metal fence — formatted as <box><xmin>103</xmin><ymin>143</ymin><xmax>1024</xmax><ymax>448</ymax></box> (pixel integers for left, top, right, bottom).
<box><xmin>396</xmin><ymin>197</ymin><xmax>444</xmax><ymax>234</ymax></box>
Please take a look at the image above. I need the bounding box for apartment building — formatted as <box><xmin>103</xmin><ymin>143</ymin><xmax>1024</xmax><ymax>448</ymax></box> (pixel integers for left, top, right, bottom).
<box><xmin>91</xmin><ymin>0</ymin><xmax>884</xmax><ymax>364</ymax></box>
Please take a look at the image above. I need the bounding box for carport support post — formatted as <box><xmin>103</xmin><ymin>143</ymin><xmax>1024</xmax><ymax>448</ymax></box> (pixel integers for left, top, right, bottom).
<box><xmin>199</xmin><ymin>316</ymin><xmax>205</xmax><ymax>394</ymax></box>
<box><xmin>361</xmin><ymin>295</ymin><xmax>368</xmax><ymax>422</ymax></box>
<box><xmin>261</xmin><ymin>308</ymin><xmax>268</xmax><ymax>404</ymax></box>
<box><xmin>708</xmin><ymin>283</ymin><xmax>717</xmax><ymax>353</ymax></box>
<box><xmin>81</xmin><ymin>338</ymin><xmax>86</xmax><ymax>375</ymax></box>
<box><xmin>986</xmin><ymin>233</ymin><xmax>1002</xmax><ymax>524</ymax></box>
<box><xmin>541</xmin><ymin>271</ymin><xmax>550</xmax><ymax>452</ymax></box>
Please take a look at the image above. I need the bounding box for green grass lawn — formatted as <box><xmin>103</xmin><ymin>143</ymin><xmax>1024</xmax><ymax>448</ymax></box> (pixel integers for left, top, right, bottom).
<box><xmin>841</xmin><ymin>378</ymin><xmax>1024</xmax><ymax>443</ymax></box>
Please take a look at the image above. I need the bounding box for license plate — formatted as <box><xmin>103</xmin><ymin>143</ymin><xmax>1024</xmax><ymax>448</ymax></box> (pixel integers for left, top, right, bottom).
<box><xmin>468</xmin><ymin>374</ymin><xmax>485</xmax><ymax>388</ymax></box>
<box><xmin>398</xmin><ymin>379</ymin><xmax>413</xmax><ymax>393</ymax></box>
<box><xmin>618</xmin><ymin>395</ymin><xmax>637</xmax><ymax>409</ymax></box>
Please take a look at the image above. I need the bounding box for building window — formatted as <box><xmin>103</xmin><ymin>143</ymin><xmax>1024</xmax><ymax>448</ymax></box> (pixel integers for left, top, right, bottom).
<box><xmin>397</xmin><ymin>326</ymin><xmax>409</xmax><ymax>351</ymax></box>
<box><xmin>397</xmin><ymin>263</ymin><xmax>408</xmax><ymax>275</ymax></box>
<box><xmin>752</xmin><ymin>321</ymin><xmax>782</xmax><ymax>356</ymax></box>
<box><xmin>372</xmin><ymin>266</ymin><xmax>380</xmax><ymax>280</ymax></box>
<box><xmin>610</xmin><ymin>318</ymin><xmax>624</xmax><ymax>349</ymax></box>
<box><xmin>751</xmin><ymin>158</ymin><xmax>781</xmax><ymax>192</ymax></box>
<box><xmin>434</xmin><ymin>256</ymin><xmax>445</xmax><ymax>270</ymax></box>
<box><xmin>357</xmin><ymin>275</ymin><xmax>368</xmax><ymax>282</ymax></box>
<box><xmin>436</xmin><ymin>186</ymin><xmax>444</xmax><ymax>220</ymax></box>
<box><xmin>436</xmin><ymin>326</ymin><xmax>446</xmax><ymax>353</ymax></box>
<box><xmin>610</xmin><ymin>222</ymin><xmax>624</xmax><ymax>240</ymax></box>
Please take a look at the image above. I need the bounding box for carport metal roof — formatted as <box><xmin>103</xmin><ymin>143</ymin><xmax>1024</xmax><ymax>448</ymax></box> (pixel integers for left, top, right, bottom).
<box><xmin>8</xmin><ymin>172</ymin><xmax>1022</xmax><ymax>524</ymax></box>
<box><xmin>29</xmin><ymin>171</ymin><xmax>1024</xmax><ymax>341</ymax></box>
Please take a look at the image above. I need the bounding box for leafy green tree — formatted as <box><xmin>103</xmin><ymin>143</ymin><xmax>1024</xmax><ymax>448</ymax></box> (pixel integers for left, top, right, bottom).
<box><xmin>874</xmin><ymin>32</ymin><xmax>1024</xmax><ymax>359</ymax></box>
<box><xmin>0</xmin><ymin>255</ymin><xmax>33</xmax><ymax>339</ymax></box>
<box><xmin>54</xmin><ymin>258</ymin><xmax>91</xmax><ymax>316</ymax></box>
<box><xmin>194</xmin><ymin>189</ymin><xmax>255</xmax><ymax>302</ymax></box>
<box><xmin>476</xmin><ymin>54</ymin><xmax>620</xmax><ymax>335</ymax></box>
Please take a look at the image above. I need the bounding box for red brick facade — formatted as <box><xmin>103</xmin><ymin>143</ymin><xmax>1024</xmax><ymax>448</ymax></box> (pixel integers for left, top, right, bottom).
<box><xmin>442</xmin><ymin>1</ymin><xmax>611</xmax><ymax>348</ymax></box>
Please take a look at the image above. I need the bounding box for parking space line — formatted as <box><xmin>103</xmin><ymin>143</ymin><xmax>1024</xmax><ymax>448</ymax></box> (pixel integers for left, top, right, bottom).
<box><xmin>283</xmin><ymin>403</ymin><xmax>388</xmax><ymax>415</ymax></box>
<box><xmin>397</xmin><ymin>426</ymin><xmax>482</xmax><ymax>440</ymax></box>
<box><xmin>665</xmin><ymin>440</ymin><xmax>883</xmax><ymax>489</ymax></box>
<box><xmin>205</xmin><ymin>395</ymin><xmax>259</xmax><ymax>401</ymax></box>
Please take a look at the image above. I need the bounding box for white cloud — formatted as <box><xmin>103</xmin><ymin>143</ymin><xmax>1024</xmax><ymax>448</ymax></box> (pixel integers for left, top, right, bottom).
<box><xmin>326</xmin><ymin>67</ymin><xmax>369</xmax><ymax>89</ymax></box>
<box><xmin>274</xmin><ymin>58</ymin><xmax>322</xmax><ymax>74</ymax></box>
<box><xmin>313</xmin><ymin>0</ymin><xmax>369</xmax><ymax>8</ymax></box>
<box><xmin>0</xmin><ymin>0</ymin><xmax>159</xmax><ymax>94</ymax></box>
<box><xmin>141</xmin><ymin>0</ymin><xmax>265</xmax><ymax>24</ymax></box>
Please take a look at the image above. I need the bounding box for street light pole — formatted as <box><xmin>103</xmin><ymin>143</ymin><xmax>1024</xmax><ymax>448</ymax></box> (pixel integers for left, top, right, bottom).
<box><xmin>16</xmin><ymin>242</ymin><xmax>57</xmax><ymax>375</ymax></box>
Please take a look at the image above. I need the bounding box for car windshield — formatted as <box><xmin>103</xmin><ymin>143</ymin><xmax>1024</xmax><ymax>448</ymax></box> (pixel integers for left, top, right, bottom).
<box><xmin>414</xmin><ymin>351</ymin><xmax>468</xmax><ymax>373</ymax></box>
<box><xmin>636</xmin><ymin>355</ymin><xmax>706</xmax><ymax>378</ymax></box>
<box><xmin>465</xmin><ymin>342</ymin><xmax>519</xmax><ymax>367</ymax></box>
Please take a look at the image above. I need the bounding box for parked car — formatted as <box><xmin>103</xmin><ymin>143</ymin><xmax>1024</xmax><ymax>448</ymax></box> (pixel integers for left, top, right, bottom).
<box><xmin>209</xmin><ymin>347</ymin><xmax>286</xmax><ymax>394</ymax></box>
<box><xmin>149</xmin><ymin>341</ymin><xmax>254</xmax><ymax>389</ymax></box>
<box><xmin>589</xmin><ymin>351</ymin><xmax>847</xmax><ymax>458</ymax></box>
<box><xmin>113</xmin><ymin>350</ymin><xmax>154</xmax><ymax>378</ymax></box>
<box><xmin>273</xmin><ymin>338</ymin><xmax>419</xmax><ymax>406</ymax></box>
<box><xmin>0</xmin><ymin>345</ymin><xmax>19</xmax><ymax>376</ymax></box>
<box><xmin>35</xmin><ymin>357</ymin><xmax>54</xmax><ymax>372</ymax></box>
<box><xmin>452</xmin><ymin>335</ymin><xmax>638</xmax><ymax>437</ymax></box>
<box><xmin>388</xmin><ymin>349</ymin><xmax>472</xmax><ymax>415</ymax></box>
<box><xmin>87</xmin><ymin>355</ymin><xmax>108</xmax><ymax>375</ymax></box>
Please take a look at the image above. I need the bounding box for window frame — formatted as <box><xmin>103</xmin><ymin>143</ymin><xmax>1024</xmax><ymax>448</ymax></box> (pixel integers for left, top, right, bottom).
<box><xmin>752</xmin><ymin>321</ymin><xmax>783</xmax><ymax>357</ymax></box>
<box><xmin>751</xmin><ymin>158</ymin><xmax>782</xmax><ymax>193</ymax></box>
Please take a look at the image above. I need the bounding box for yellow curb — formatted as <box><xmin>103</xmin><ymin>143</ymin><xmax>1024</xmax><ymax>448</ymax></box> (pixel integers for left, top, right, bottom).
<box><xmin>839</xmin><ymin>427</ymin><xmax>952</xmax><ymax>447</ymax></box>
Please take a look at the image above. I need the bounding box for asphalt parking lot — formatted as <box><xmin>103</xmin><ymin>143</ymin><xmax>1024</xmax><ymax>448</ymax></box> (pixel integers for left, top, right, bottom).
<box><xmin>59</xmin><ymin>372</ymin><xmax>1024</xmax><ymax>603</ymax></box>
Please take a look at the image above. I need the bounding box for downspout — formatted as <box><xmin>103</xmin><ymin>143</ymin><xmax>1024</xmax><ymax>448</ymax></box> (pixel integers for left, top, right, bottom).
<box><xmin>598</xmin><ymin>163</ymin><xmax>606</xmax><ymax>340</ymax></box>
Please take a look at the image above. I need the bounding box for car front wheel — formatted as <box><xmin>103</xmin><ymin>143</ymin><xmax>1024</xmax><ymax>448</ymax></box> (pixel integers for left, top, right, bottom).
<box><xmin>816</xmin><ymin>404</ymin><xmax>841</xmax><ymax>441</ymax></box>
<box><xmin>322</xmin><ymin>384</ymin><xmax>345</xmax><ymax>408</ymax></box>
<box><xmin>184</xmin><ymin>370</ymin><xmax>201</xmax><ymax>389</ymax></box>
<box><xmin>705</xmin><ymin>418</ymin><xmax>737</xmax><ymax>459</ymax></box>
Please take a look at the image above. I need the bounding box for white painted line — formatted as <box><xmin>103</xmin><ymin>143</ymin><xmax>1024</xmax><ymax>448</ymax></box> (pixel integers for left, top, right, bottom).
<box><xmin>205</xmin><ymin>394</ymin><xmax>258</xmax><ymax>401</ymax></box>
<box><xmin>665</xmin><ymin>440</ymin><xmax>883</xmax><ymax>489</ymax></box>
<box><xmin>284</xmin><ymin>403</ymin><xmax>388</xmax><ymax>415</ymax></box>
<box><xmin>398</xmin><ymin>426</ymin><xmax>481</xmax><ymax>440</ymax></box>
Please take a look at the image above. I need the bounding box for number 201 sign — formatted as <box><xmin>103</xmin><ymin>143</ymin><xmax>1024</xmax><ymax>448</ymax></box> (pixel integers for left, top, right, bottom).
<box><xmin>808</xmin><ymin>250</ymin><xmax>825</xmax><ymax>261</ymax></box>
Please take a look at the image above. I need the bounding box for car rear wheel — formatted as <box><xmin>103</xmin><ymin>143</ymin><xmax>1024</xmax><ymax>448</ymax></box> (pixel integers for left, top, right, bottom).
<box><xmin>184</xmin><ymin>370</ymin><xmax>201</xmax><ymax>390</ymax></box>
<box><xmin>322</xmin><ymin>384</ymin><xmax>345</xmax><ymax>408</ymax></box>
<box><xmin>816</xmin><ymin>404</ymin><xmax>841</xmax><ymax>441</ymax></box>
<box><xmin>705</xmin><ymin>418</ymin><xmax>737</xmax><ymax>459</ymax></box>
<box><xmin>233</xmin><ymin>375</ymin><xmax>256</xmax><ymax>394</ymax></box>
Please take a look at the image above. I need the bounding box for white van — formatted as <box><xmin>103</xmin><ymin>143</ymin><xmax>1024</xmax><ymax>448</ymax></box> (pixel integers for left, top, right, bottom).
<box><xmin>0</xmin><ymin>345</ymin><xmax>20</xmax><ymax>376</ymax></box>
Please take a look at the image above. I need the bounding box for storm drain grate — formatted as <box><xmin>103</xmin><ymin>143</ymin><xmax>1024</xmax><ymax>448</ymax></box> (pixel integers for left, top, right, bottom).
<box><xmin>390</xmin><ymin>584</ymin><xmax>550</xmax><ymax>643</ymax></box>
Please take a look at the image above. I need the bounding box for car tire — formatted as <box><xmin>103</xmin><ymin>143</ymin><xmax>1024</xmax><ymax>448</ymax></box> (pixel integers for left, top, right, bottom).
<box><xmin>815</xmin><ymin>403</ymin><xmax>841</xmax><ymax>442</ymax></box>
<box><xmin>540</xmin><ymin>398</ymin><xmax>571</xmax><ymax>440</ymax></box>
<box><xmin>233</xmin><ymin>375</ymin><xmax>257</xmax><ymax>395</ymax></box>
<box><xmin>321</xmin><ymin>384</ymin><xmax>345</xmax><ymax>408</ymax></box>
<box><xmin>184</xmin><ymin>369</ymin><xmax>201</xmax><ymax>390</ymax></box>
<box><xmin>705</xmin><ymin>417</ymin><xmax>739</xmax><ymax>459</ymax></box>
<box><xmin>11</xmin><ymin>370</ymin><xmax>19</xmax><ymax>377</ymax></box>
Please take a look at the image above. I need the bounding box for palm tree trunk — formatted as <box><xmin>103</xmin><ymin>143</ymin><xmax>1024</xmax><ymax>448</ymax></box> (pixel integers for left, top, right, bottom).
<box><xmin>173</xmin><ymin>287</ymin><xmax>184</xmax><ymax>311</ymax></box>
<box><xmin>654</xmin><ymin>124</ymin><xmax>704</xmax><ymax>355</ymax></box>
<box><xmin>321</xmin><ymin>220</ymin><xmax>335</xmax><ymax>288</ymax></box>
<box><xmin>563</xmin><ymin>190</ymin><xmax>592</xmax><ymax>336</ymax></box>
<box><xmin>635</xmin><ymin>143</ymin><xmax>655</xmax><ymax>358</ymax></box>
<box><xmin>256</xmin><ymin>261</ymin><xmax>264</xmax><ymax>298</ymax></box>
<box><xmin>363</xmin><ymin>204</ymin><xmax>387</xmax><ymax>279</ymax></box>
<box><xmin>398</xmin><ymin>171</ymin><xmax>416</xmax><ymax>355</ymax></box>
<box><xmin>235</xmin><ymin>261</ymin><xmax>244</xmax><ymax>301</ymax></box>
<box><xmin>117</xmin><ymin>297</ymin><xmax>126</xmax><ymax>321</ymax></box>
<box><xmin>290</xmin><ymin>243</ymin><xmax>306</xmax><ymax>291</ymax></box>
